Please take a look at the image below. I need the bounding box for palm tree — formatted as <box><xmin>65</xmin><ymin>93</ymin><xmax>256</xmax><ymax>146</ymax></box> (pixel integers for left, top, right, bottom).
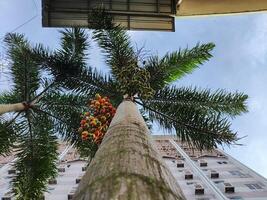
<box><xmin>36</xmin><ymin>10</ymin><xmax>247</xmax><ymax>199</ymax></box>
<box><xmin>0</xmin><ymin>31</ymin><xmax>92</xmax><ymax>199</ymax></box>
<box><xmin>0</xmin><ymin>9</ymin><xmax>248</xmax><ymax>199</ymax></box>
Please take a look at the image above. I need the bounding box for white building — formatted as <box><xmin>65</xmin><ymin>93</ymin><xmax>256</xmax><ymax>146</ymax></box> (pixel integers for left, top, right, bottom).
<box><xmin>153</xmin><ymin>135</ymin><xmax>267</xmax><ymax>200</ymax></box>
<box><xmin>0</xmin><ymin>136</ymin><xmax>267</xmax><ymax>200</ymax></box>
<box><xmin>0</xmin><ymin>142</ymin><xmax>87</xmax><ymax>200</ymax></box>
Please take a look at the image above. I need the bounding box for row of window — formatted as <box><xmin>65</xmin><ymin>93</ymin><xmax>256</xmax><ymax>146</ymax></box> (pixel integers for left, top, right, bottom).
<box><xmin>196</xmin><ymin>197</ymin><xmax>243</xmax><ymax>200</ymax></box>
<box><xmin>213</xmin><ymin>180</ymin><xmax>264</xmax><ymax>190</ymax></box>
<box><xmin>245</xmin><ymin>183</ymin><xmax>264</xmax><ymax>190</ymax></box>
<box><xmin>179</xmin><ymin>159</ymin><xmax>228</xmax><ymax>166</ymax></box>
<box><xmin>176</xmin><ymin>159</ymin><xmax>265</xmax><ymax>191</ymax></box>
<box><xmin>187</xmin><ymin>181</ymin><xmax>264</xmax><ymax>200</ymax></box>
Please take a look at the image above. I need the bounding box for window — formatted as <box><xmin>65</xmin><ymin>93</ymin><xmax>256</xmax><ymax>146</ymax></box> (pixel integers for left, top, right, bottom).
<box><xmin>224</xmin><ymin>182</ymin><xmax>235</xmax><ymax>193</ymax></box>
<box><xmin>195</xmin><ymin>184</ymin><xmax>204</xmax><ymax>195</ymax></box>
<box><xmin>217</xmin><ymin>161</ymin><xmax>228</xmax><ymax>164</ymax></box>
<box><xmin>186</xmin><ymin>182</ymin><xmax>195</xmax><ymax>185</ymax></box>
<box><xmin>229</xmin><ymin>170</ymin><xmax>247</xmax><ymax>177</ymax></box>
<box><xmin>229</xmin><ymin>197</ymin><xmax>243</xmax><ymax>200</ymax></box>
<box><xmin>245</xmin><ymin>183</ymin><xmax>263</xmax><ymax>190</ymax></box>
<box><xmin>229</xmin><ymin>171</ymin><xmax>242</xmax><ymax>176</ymax></box>
<box><xmin>199</xmin><ymin>160</ymin><xmax>208</xmax><ymax>167</ymax></box>
<box><xmin>214</xmin><ymin>180</ymin><xmax>224</xmax><ymax>184</ymax></box>
<box><xmin>48</xmin><ymin>187</ymin><xmax>55</xmax><ymax>191</ymax></box>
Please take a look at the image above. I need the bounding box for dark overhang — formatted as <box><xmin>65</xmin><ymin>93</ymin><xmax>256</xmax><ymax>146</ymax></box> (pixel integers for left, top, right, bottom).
<box><xmin>42</xmin><ymin>0</ymin><xmax>177</xmax><ymax>31</ymax></box>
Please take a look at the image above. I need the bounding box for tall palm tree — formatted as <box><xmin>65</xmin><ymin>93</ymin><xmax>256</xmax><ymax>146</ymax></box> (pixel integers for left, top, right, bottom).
<box><xmin>0</xmin><ymin>10</ymin><xmax>248</xmax><ymax>199</ymax></box>
<box><xmin>35</xmin><ymin>10</ymin><xmax>247</xmax><ymax>199</ymax></box>
<box><xmin>0</xmin><ymin>31</ymin><xmax>91</xmax><ymax>199</ymax></box>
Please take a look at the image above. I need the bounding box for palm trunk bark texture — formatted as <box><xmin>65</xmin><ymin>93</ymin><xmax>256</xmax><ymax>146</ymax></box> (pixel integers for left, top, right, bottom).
<box><xmin>73</xmin><ymin>100</ymin><xmax>185</xmax><ymax>200</ymax></box>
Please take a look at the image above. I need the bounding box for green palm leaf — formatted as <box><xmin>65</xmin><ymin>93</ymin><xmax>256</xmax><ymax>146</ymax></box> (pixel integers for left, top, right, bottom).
<box><xmin>59</xmin><ymin>28</ymin><xmax>89</xmax><ymax>63</ymax></box>
<box><xmin>32</xmin><ymin>28</ymin><xmax>89</xmax><ymax>82</ymax></box>
<box><xmin>13</xmin><ymin>112</ymin><xmax>58</xmax><ymax>200</ymax></box>
<box><xmin>150</xmin><ymin>86</ymin><xmax>248</xmax><ymax>117</ymax></box>
<box><xmin>141</xmin><ymin>86</ymin><xmax>247</xmax><ymax>149</ymax></box>
<box><xmin>37</xmin><ymin>91</ymin><xmax>88</xmax><ymax>142</ymax></box>
<box><xmin>5</xmin><ymin>33</ymin><xmax>40</xmax><ymax>102</ymax></box>
<box><xmin>0</xmin><ymin>91</ymin><xmax>19</xmax><ymax>104</ymax></box>
<box><xmin>89</xmin><ymin>9</ymin><xmax>136</xmax><ymax>78</ymax></box>
<box><xmin>142</xmin><ymin>100</ymin><xmax>238</xmax><ymax>150</ymax></box>
<box><xmin>145</xmin><ymin>43</ymin><xmax>215</xmax><ymax>90</ymax></box>
<box><xmin>0</xmin><ymin>119</ymin><xmax>16</xmax><ymax>155</ymax></box>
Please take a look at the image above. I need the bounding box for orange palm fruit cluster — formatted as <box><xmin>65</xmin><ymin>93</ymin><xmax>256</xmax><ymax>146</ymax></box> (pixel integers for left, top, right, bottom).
<box><xmin>78</xmin><ymin>94</ymin><xmax>116</xmax><ymax>145</ymax></box>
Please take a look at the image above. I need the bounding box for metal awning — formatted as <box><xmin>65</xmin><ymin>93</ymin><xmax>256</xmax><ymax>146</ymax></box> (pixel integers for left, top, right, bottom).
<box><xmin>42</xmin><ymin>0</ymin><xmax>176</xmax><ymax>31</ymax></box>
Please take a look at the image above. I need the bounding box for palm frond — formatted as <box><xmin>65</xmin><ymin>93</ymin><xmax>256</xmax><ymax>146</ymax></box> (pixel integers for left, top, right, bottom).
<box><xmin>0</xmin><ymin>91</ymin><xmax>19</xmax><ymax>104</ymax></box>
<box><xmin>0</xmin><ymin>119</ymin><xmax>16</xmax><ymax>155</ymax></box>
<box><xmin>37</xmin><ymin>91</ymin><xmax>102</xmax><ymax>158</ymax></box>
<box><xmin>31</xmin><ymin>43</ymin><xmax>51</xmax><ymax>61</ymax></box>
<box><xmin>150</xmin><ymin>86</ymin><xmax>248</xmax><ymax>117</ymax></box>
<box><xmin>59</xmin><ymin>28</ymin><xmax>89</xmax><ymax>64</ymax></box>
<box><xmin>4</xmin><ymin>33</ymin><xmax>40</xmax><ymax>102</ymax></box>
<box><xmin>12</xmin><ymin>112</ymin><xmax>58</xmax><ymax>199</ymax></box>
<box><xmin>39</xmin><ymin>53</ymin><xmax>84</xmax><ymax>83</ymax></box>
<box><xmin>61</xmin><ymin>67</ymin><xmax>122</xmax><ymax>106</ymax></box>
<box><xmin>36</xmin><ymin>91</ymin><xmax>87</xmax><ymax>142</ymax></box>
<box><xmin>139</xmin><ymin>98</ymin><xmax>240</xmax><ymax>150</ymax></box>
<box><xmin>145</xmin><ymin>43</ymin><xmax>215</xmax><ymax>90</ymax></box>
<box><xmin>31</xmin><ymin>28</ymin><xmax>89</xmax><ymax>82</ymax></box>
<box><xmin>89</xmin><ymin>8</ymin><xmax>137</xmax><ymax>80</ymax></box>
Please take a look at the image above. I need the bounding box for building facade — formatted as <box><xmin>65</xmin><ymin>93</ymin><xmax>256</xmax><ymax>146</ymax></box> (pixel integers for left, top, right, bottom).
<box><xmin>0</xmin><ymin>136</ymin><xmax>267</xmax><ymax>199</ymax></box>
<box><xmin>0</xmin><ymin>142</ymin><xmax>88</xmax><ymax>200</ymax></box>
<box><xmin>153</xmin><ymin>135</ymin><xmax>267</xmax><ymax>200</ymax></box>
<box><xmin>42</xmin><ymin>0</ymin><xmax>267</xmax><ymax>31</ymax></box>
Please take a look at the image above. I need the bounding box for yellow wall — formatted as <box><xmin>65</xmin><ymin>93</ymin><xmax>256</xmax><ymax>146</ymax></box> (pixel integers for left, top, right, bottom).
<box><xmin>177</xmin><ymin>0</ymin><xmax>267</xmax><ymax>16</ymax></box>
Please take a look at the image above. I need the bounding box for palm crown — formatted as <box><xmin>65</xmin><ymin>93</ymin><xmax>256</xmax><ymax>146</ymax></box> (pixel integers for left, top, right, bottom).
<box><xmin>49</xmin><ymin>10</ymin><xmax>247</xmax><ymax>149</ymax></box>
<box><xmin>0</xmin><ymin>9</ymin><xmax>247</xmax><ymax>199</ymax></box>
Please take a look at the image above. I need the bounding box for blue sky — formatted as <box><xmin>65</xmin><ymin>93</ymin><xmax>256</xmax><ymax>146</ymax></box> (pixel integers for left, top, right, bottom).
<box><xmin>0</xmin><ymin>0</ymin><xmax>267</xmax><ymax>178</ymax></box>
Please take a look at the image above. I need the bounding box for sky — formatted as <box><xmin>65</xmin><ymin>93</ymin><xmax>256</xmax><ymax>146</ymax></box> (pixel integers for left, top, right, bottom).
<box><xmin>0</xmin><ymin>0</ymin><xmax>267</xmax><ymax>178</ymax></box>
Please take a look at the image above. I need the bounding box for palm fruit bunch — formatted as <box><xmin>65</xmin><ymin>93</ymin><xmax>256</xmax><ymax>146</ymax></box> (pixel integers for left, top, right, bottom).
<box><xmin>114</xmin><ymin>62</ymin><xmax>155</xmax><ymax>100</ymax></box>
<box><xmin>78</xmin><ymin>94</ymin><xmax>116</xmax><ymax>145</ymax></box>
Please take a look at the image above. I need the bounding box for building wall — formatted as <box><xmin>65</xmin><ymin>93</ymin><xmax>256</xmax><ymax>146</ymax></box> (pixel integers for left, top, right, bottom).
<box><xmin>1</xmin><ymin>137</ymin><xmax>267</xmax><ymax>199</ymax></box>
<box><xmin>153</xmin><ymin>135</ymin><xmax>267</xmax><ymax>200</ymax></box>
<box><xmin>0</xmin><ymin>143</ymin><xmax>87</xmax><ymax>200</ymax></box>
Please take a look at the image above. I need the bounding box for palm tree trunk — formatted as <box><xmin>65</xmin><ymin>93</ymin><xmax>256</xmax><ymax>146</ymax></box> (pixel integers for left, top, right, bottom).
<box><xmin>73</xmin><ymin>100</ymin><xmax>185</xmax><ymax>200</ymax></box>
<box><xmin>0</xmin><ymin>103</ymin><xmax>25</xmax><ymax>115</ymax></box>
